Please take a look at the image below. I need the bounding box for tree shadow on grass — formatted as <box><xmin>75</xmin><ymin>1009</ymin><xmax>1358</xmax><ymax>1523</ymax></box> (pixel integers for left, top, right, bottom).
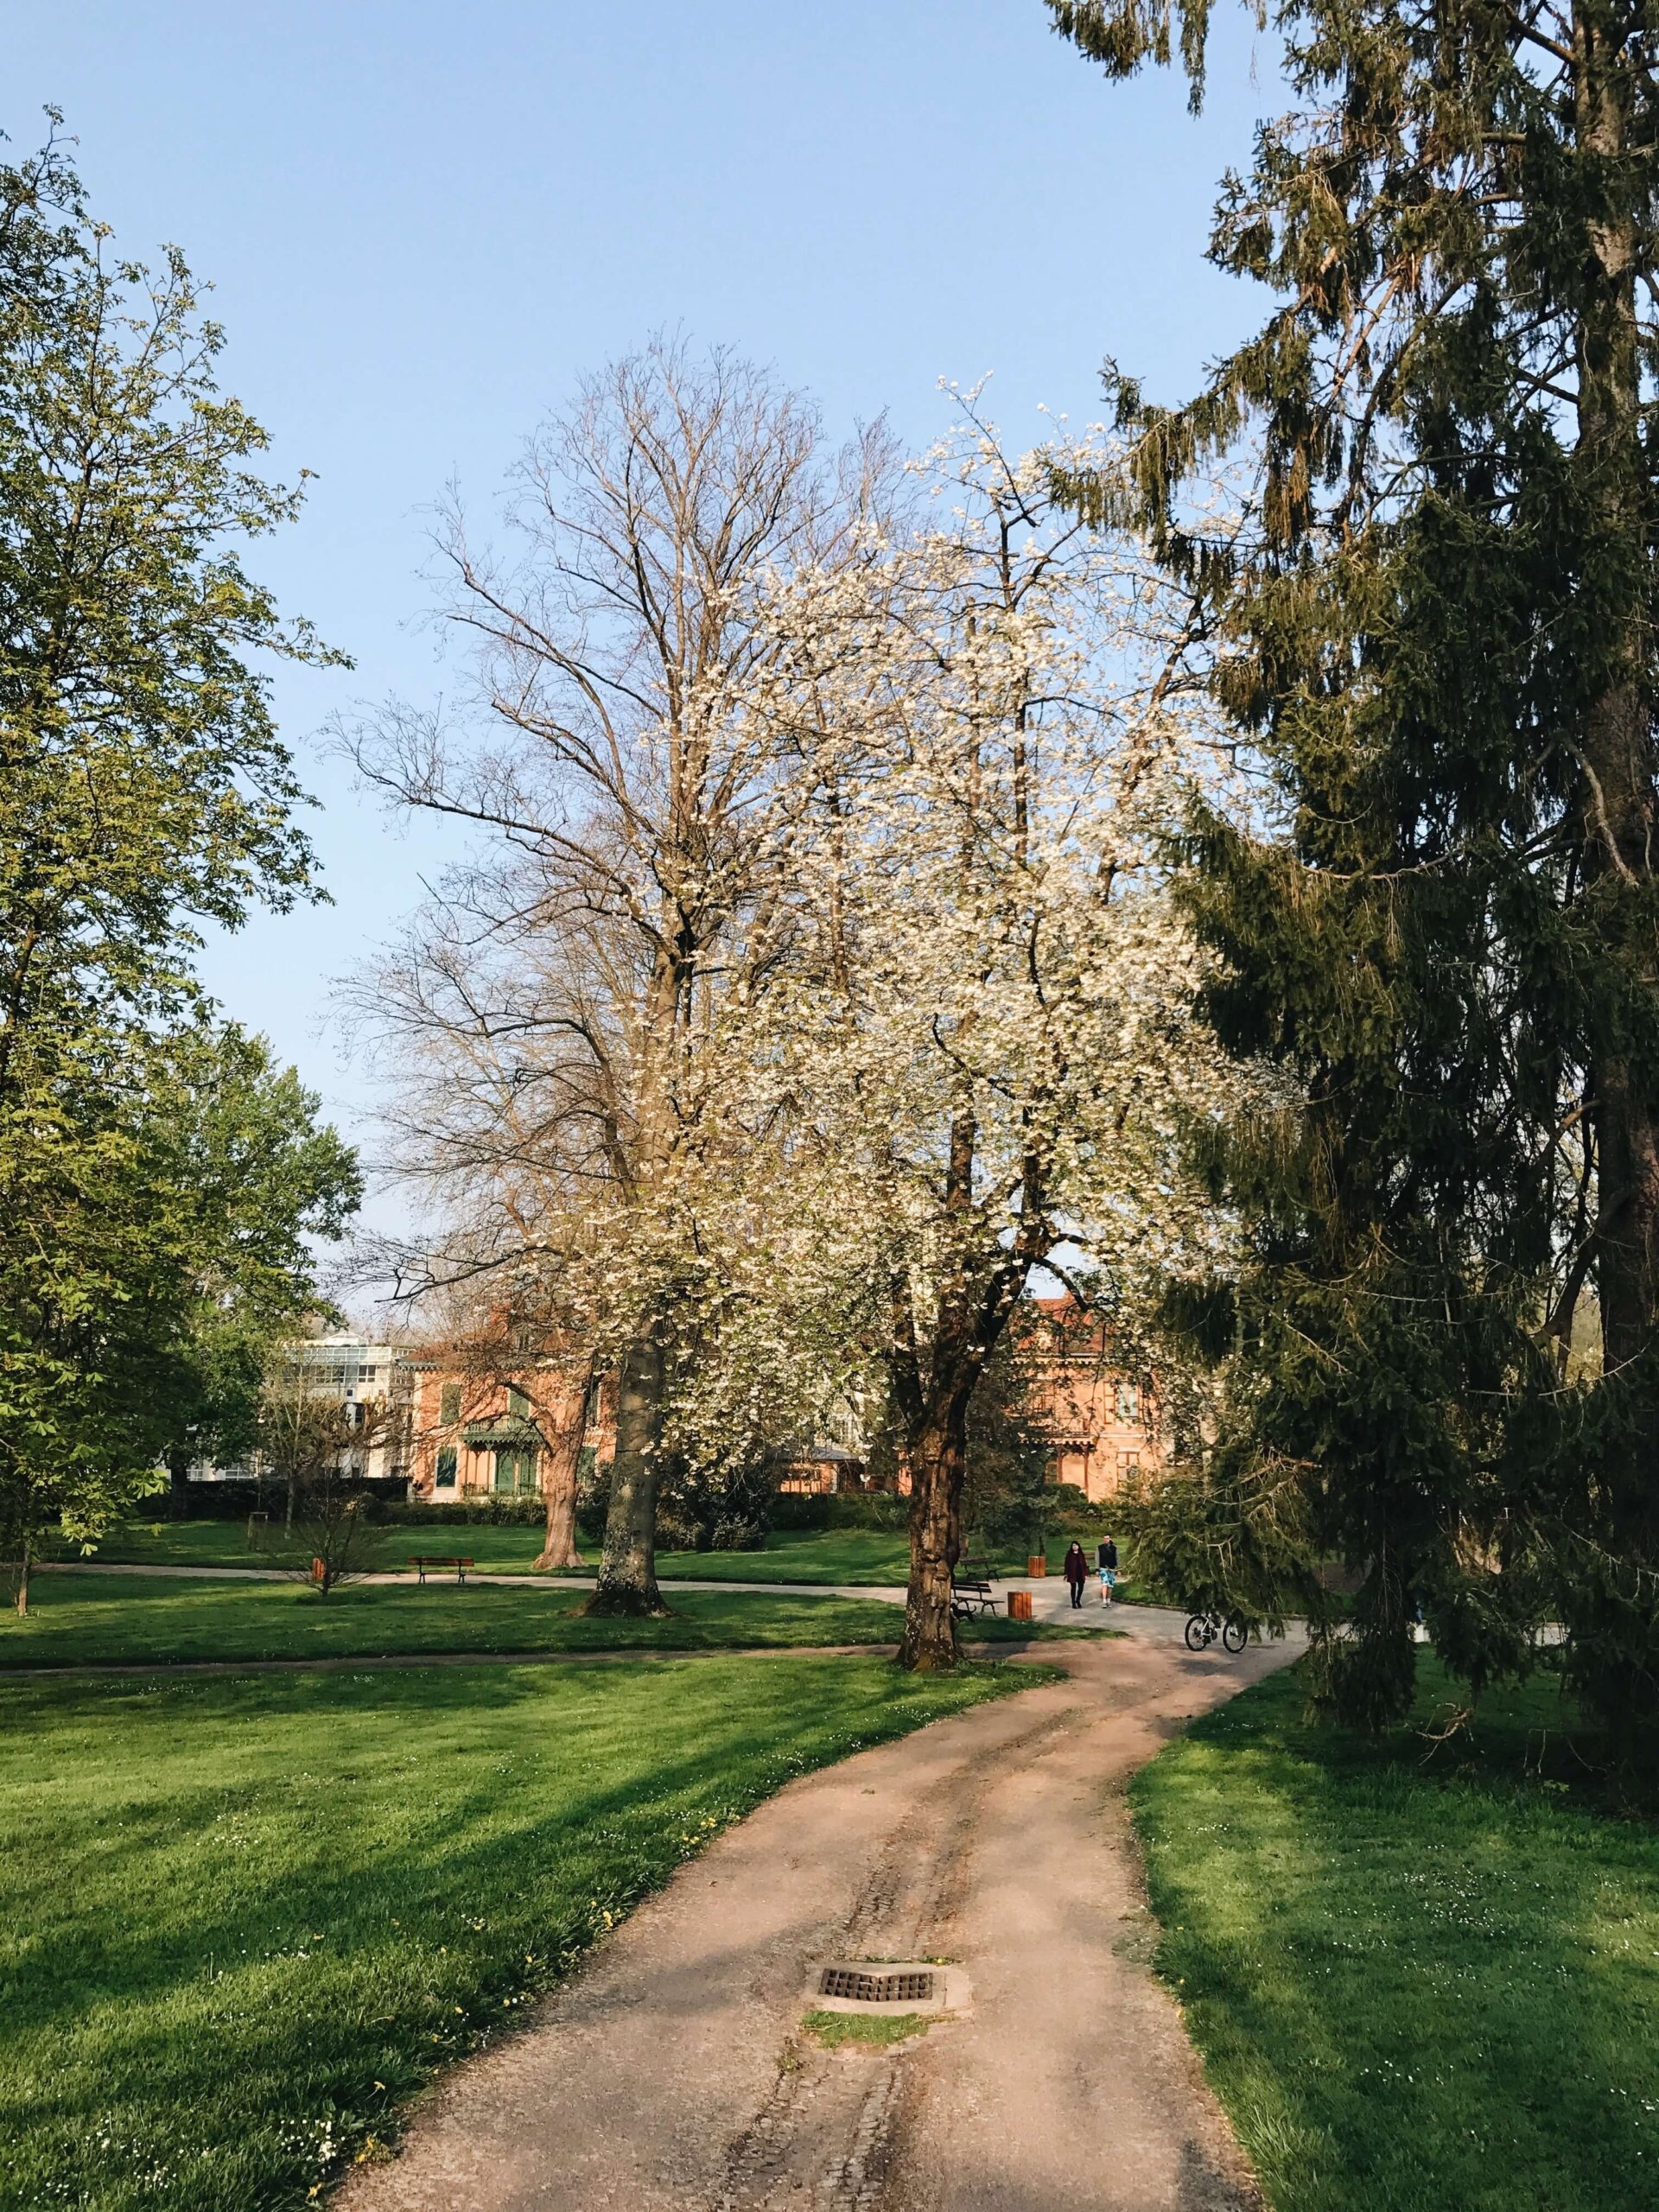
<box><xmin>1137</xmin><ymin>1661</ymin><xmax>1659</xmax><ymax>2212</ymax></box>
<box><xmin>0</xmin><ymin>1656</ymin><xmax>1014</xmax><ymax>2212</ymax></box>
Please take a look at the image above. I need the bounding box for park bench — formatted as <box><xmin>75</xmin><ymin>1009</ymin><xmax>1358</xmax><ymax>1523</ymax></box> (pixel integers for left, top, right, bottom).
<box><xmin>408</xmin><ymin>1554</ymin><xmax>474</xmax><ymax>1585</ymax></box>
<box><xmin>950</xmin><ymin>1573</ymin><xmax>1000</xmax><ymax>1618</ymax></box>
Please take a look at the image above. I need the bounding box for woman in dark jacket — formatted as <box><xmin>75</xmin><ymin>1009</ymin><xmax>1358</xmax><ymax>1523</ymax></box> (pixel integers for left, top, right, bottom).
<box><xmin>1062</xmin><ymin>1540</ymin><xmax>1089</xmax><ymax>1608</ymax></box>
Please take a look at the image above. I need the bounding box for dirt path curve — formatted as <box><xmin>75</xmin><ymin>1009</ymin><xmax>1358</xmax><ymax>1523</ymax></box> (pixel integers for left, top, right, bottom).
<box><xmin>341</xmin><ymin>1629</ymin><xmax>1300</xmax><ymax>2212</ymax></box>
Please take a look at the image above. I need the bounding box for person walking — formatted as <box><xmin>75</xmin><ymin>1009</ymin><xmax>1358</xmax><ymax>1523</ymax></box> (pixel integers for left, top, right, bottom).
<box><xmin>1096</xmin><ymin>1534</ymin><xmax>1119</xmax><ymax>1602</ymax></box>
<box><xmin>1063</xmin><ymin>1541</ymin><xmax>1089</xmax><ymax>1609</ymax></box>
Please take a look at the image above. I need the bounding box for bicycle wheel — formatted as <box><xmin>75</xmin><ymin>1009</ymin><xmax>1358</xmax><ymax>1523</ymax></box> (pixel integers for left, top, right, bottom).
<box><xmin>1184</xmin><ymin>1613</ymin><xmax>1212</xmax><ymax>1652</ymax></box>
<box><xmin>1221</xmin><ymin>1618</ymin><xmax>1248</xmax><ymax>1655</ymax></box>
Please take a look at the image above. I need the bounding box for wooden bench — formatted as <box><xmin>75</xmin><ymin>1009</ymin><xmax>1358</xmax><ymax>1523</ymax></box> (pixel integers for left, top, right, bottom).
<box><xmin>408</xmin><ymin>1554</ymin><xmax>474</xmax><ymax>1586</ymax></box>
<box><xmin>950</xmin><ymin>1573</ymin><xmax>999</xmax><ymax>1618</ymax></box>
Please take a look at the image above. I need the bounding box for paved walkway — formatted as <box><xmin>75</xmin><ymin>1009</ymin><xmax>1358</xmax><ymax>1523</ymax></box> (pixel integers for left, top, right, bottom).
<box><xmin>41</xmin><ymin>1557</ymin><xmax>1211</xmax><ymax>1639</ymax></box>
<box><xmin>339</xmin><ymin>1628</ymin><xmax>1301</xmax><ymax>2212</ymax></box>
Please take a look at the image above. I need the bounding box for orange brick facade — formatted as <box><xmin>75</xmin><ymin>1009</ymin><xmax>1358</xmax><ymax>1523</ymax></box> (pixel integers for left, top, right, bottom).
<box><xmin>403</xmin><ymin>1295</ymin><xmax>1156</xmax><ymax>1507</ymax></box>
<box><xmin>1017</xmin><ymin>1296</ymin><xmax>1163</xmax><ymax>1503</ymax></box>
<box><xmin>406</xmin><ymin>1358</ymin><xmax>612</xmax><ymax>1500</ymax></box>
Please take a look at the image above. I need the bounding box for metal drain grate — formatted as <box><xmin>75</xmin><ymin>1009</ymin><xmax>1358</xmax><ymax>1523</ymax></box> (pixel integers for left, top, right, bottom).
<box><xmin>817</xmin><ymin>1967</ymin><xmax>936</xmax><ymax>2005</ymax></box>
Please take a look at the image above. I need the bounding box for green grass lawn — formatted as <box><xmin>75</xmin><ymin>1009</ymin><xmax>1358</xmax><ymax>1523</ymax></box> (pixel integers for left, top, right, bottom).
<box><xmin>57</xmin><ymin>1518</ymin><xmax>918</xmax><ymax>1580</ymax></box>
<box><xmin>15</xmin><ymin>1573</ymin><xmax>1074</xmax><ymax>1669</ymax></box>
<box><xmin>67</xmin><ymin>1517</ymin><xmax>1146</xmax><ymax>1590</ymax></box>
<box><xmin>1133</xmin><ymin>1659</ymin><xmax>1659</xmax><ymax>2212</ymax></box>
<box><xmin>0</xmin><ymin>1652</ymin><xmax>1040</xmax><ymax>2211</ymax></box>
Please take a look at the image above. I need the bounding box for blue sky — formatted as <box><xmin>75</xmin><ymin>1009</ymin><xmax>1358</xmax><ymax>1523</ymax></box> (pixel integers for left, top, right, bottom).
<box><xmin>12</xmin><ymin>0</ymin><xmax>1281</xmax><ymax>1236</ymax></box>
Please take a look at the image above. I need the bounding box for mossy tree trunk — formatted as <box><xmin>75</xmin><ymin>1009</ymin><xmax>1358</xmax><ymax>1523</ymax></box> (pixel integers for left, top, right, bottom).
<box><xmin>897</xmin><ymin>1395</ymin><xmax>969</xmax><ymax>1671</ymax></box>
<box><xmin>583</xmin><ymin>1325</ymin><xmax>670</xmax><ymax>1618</ymax></box>
<box><xmin>533</xmin><ymin>1359</ymin><xmax>593</xmax><ymax>1573</ymax></box>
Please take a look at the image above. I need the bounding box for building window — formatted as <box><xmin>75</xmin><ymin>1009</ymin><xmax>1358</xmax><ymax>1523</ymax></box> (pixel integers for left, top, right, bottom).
<box><xmin>435</xmin><ymin>1446</ymin><xmax>458</xmax><ymax>1490</ymax></box>
<box><xmin>1116</xmin><ymin>1381</ymin><xmax>1141</xmax><ymax>1425</ymax></box>
<box><xmin>507</xmin><ymin>1385</ymin><xmax>531</xmax><ymax>1421</ymax></box>
<box><xmin>440</xmin><ymin>1383</ymin><xmax>461</xmax><ymax>1426</ymax></box>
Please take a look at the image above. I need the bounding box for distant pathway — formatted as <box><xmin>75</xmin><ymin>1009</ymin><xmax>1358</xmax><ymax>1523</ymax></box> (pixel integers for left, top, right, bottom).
<box><xmin>40</xmin><ymin>1557</ymin><xmax>1213</xmax><ymax>1640</ymax></box>
<box><xmin>339</xmin><ymin>1630</ymin><xmax>1300</xmax><ymax>2211</ymax></box>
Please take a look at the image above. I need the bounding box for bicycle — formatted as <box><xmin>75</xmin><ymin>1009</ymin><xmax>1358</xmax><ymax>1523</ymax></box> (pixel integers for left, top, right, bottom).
<box><xmin>1184</xmin><ymin>1611</ymin><xmax>1248</xmax><ymax>1656</ymax></box>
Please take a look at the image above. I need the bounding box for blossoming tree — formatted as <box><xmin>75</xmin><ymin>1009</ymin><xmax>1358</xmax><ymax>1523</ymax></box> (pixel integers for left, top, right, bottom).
<box><xmin>349</xmin><ymin>339</ymin><xmax>898</xmax><ymax>1612</ymax></box>
<box><xmin>772</xmin><ymin>400</ymin><xmax>1242</xmax><ymax>1669</ymax></box>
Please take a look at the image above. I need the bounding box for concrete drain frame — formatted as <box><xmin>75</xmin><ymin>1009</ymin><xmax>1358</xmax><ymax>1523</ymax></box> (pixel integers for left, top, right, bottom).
<box><xmin>804</xmin><ymin>1961</ymin><xmax>970</xmax><ymax>2018</ymax></box>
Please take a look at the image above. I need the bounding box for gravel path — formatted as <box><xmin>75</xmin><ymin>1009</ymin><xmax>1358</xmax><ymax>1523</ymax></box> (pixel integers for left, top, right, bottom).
<box><xmin>338</xmin><ymin>1629</ymin><xmax>1301</xmax><ymax>2212</ymax></box>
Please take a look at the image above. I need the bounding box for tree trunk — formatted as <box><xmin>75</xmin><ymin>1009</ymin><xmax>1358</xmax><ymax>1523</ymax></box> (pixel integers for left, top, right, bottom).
<box><xmin>1576</xmin><ymin>5</ymin><xmax>1659</xmax><ymax>1459</ymax></box>
<box><xmin>167</xmin><ymin>1445</ymin><xmax>191</xmax><ymax>1520</ymax></box>
<box><xmin>533</xmin><ymin>1361</ymin><xmax>592</xmax><ymax>1573</ymax></box>
<box><xmin>897</xmin><ymin>1395</ymin><xmax>968</xmax><ymax>1670</ymax></box>
<box><xmin>583</xmin><ymin>1324</ymin><xmax>669</xmax><ymax>1616</ymax></box>
<box><xmin>14</xmin><ymin>1543</ymin><xmax>29</xmax><ymax>1618</ymax></box>
<box><xmin>1567</xmin><ymin>7</ymin><xmax>1659</xmax><ymax>1752</ymax></box>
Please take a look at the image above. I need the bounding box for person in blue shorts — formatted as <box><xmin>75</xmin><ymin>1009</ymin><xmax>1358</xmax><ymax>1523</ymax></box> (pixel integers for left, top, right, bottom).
<box><xmin>1096</xmin><ymin>1534</ymin><xmax>1119</xmax><ymax>1601</ymax></box>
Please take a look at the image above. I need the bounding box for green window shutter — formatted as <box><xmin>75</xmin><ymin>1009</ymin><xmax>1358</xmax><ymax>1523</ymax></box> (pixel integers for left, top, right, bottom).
<box><xmin>435</xmin><ymin>1446</ymin><xmax>458</xmax><ymax>1489</ymax></box>
<box><xmin>440</xmin><ymin>1384</ymin><xmax>461</xmax><ymax>1425</ymax></box>
<box><xmin>493</xmin><ymin>1446</ymin><xmax>537</xmax><ymax>1495</ymax></box>
<box><xmin>507</xmin><ymin>1385</ymin><xmax>530</xmax><ymax>1420</ymax></box>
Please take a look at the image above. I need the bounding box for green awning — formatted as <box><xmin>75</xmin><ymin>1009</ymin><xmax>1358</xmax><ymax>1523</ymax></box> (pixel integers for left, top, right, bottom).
<box><xmin>463</xmin><ymin>1419</ymin><xmax>543</xmax><ymax>1448</ymax></box>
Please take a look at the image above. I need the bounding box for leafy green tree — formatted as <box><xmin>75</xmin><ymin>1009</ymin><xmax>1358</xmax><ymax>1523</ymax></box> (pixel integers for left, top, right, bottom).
<box><xmin>0</xmin><ymin>118</ymin><xmax>343</xmax><ymax>1599</ymax></box>
<box><xmin>0</xmin><ymin>1027</ymin><xmax>359</xmax><ymax>1607</ymax></box>
<box><xmin>1046</xmin><ymin>0</ymin><xmax>1659</xmax><ymax>1749</ymax></box>
<box><xmin>0</xmin><ymin>121</ymin><xmax>333</xmax><ymax>1053</ymax></box>
<box><xmin>155</xmin><ymin>1027</ymin><xmax>362</xmax><ymax>1505</ymax></box>
<box><xmin>0</xmin><ymin>1033</ymin><xmax>186</xmax><ymax>1607</ymax></box>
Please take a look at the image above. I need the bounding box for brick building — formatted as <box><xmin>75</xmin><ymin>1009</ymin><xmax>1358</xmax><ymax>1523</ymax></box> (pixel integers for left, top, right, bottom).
<box><xmin>405</xmin><ymin>1355</ymin><xmax>608</xmax><ymax>1499</ymax></box>
<box><xmin>1016</xmin><ymin>1295</ymin><xmax>1162</xmax><ymax>1503</ymax></box>
<box><xmin>399</xmin><ymin>1295</ymin><xmax>1158</xmax><ymax>1508</ymax></box>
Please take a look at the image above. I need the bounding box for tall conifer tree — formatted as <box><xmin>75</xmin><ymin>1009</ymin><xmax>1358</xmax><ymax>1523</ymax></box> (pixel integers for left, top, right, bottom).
<box><xmin>1046</xmin><ymin>0</ymin><xmax>1659</xmax><ymax>1747</ymax></box>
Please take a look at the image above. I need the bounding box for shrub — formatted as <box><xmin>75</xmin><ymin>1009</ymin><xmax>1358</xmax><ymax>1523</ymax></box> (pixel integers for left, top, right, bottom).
<box><xmin>172</xmin><ymin>1477</ymin><xmax>407</xmax><ymax>1522</ymax></box>
<box><xmin>383</xmin><ymin>1497</ymin><xmax>545</xmax><ymax>1528</ymax></box>
<box><xmin>770</xmin><ymin>1489</ymin><xmax>907</xmax><ymax>1533</ymax></box>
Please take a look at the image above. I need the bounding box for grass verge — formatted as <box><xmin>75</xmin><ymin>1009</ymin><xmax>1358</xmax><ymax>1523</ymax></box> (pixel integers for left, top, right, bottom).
<box><xmin>12</xmin><ymin>1574</ymin><xmax>1079</xmax><ymax>1668</ymax></box>
<box><xmin>0</xmin><ymin>1653</ymin><xmax>1046</xmax><ymax>2210</ymax></box>
<box><xmin>801</xmin><ymin>2009</ymin><xmax>933</xmax><ymax>2050</ymax></box>
<box><xmin>1132</xmin><ymin>1658</ymin><xmax>1659</xmax><ymax>2212</ymax></box>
